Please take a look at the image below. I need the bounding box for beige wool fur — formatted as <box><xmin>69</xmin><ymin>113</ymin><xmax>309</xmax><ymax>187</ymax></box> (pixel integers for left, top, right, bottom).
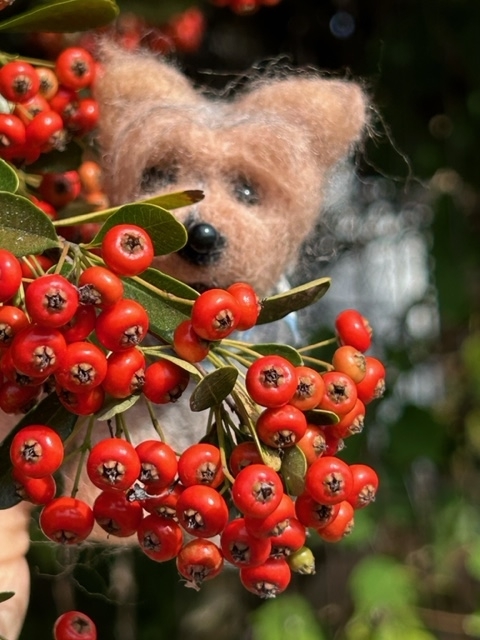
<box><xmin>0</xmin><ymin>41</ymin><xmax>369</xmax><ymax>639</ymax></box>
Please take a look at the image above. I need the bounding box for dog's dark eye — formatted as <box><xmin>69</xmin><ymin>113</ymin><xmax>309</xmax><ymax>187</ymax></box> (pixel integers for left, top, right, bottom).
<box><xmin>140</xmin><ymin>165</ymin><xmax>178</xmax><ymax>193</ymax></box>
<box><xmin>232</xmin><ymin>177</ymin><xmax>260</xmax><ymax>205</ymax></box>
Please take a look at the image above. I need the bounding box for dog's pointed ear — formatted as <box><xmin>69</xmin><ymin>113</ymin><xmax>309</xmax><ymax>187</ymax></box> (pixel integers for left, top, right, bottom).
<box><xmin>93</xmin><ymin>40</ymin><xmax>200</xmax><ymax>149</ymax></box>
<box><xmin>233</xmin><ymin>75</ymin><xmax>369</xmax><ymax>166</ymax></box>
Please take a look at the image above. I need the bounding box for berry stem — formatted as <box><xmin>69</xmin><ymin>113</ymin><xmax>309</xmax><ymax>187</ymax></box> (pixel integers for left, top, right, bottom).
<box><xmin>144</xmin><ymin>397</ymin><xmax>166</xmax><ymax>442</ymax></box>
<box><xmin>297</xmin><ymin>337</ymin><xmax>337</xmax><ymax>353</ymax></box>
<box><xmin>70</xmin><ymin>416</ymin><xmax>95</xmax><ymax>498</ymax></box>
<box><xmin>301</xmin><ymin>354</ymin><xmax>334</xmax><ymax>370</ymax></box>
<box><xmin>215</xmin><ymin>406</ymin><xmax>236</xmax><ymax>485</ymax></box>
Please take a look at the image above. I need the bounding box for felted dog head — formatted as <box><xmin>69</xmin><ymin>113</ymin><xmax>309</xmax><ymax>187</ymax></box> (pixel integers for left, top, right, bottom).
<box><xmin>94</xmin><ymin>43</ymin><xmax>368</xmax><ymax>296</ymax></box>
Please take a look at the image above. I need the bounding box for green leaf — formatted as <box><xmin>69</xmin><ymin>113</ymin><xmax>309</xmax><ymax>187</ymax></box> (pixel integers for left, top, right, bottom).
<box><xmin>122</xmin><ymin>278</ymin><xmax>190</xmax><ymax>343</ymax></box>
<box><xmin>190</xmin><ymin>366</ymin><xmax>238</xmax><ymax>412</ymax></box>
<box><xmin>0</xmin><ymin>592</ymin><xmax>14</xmax><ymax>604</ymax></box>
<box><xmin>250</xmin><ymin>343</ymin><xmax>303</xmax><ymax>366</ymax></box>
<box><xmin>0</xmin><ymin>192</ymin><xmax>60</xmax><ymax>256</ymax></box>
<box><xmin>0</xmin><ymin>0</ymin><xmax>119</xmax><ymax>32</ymax></box>
<box><xmin>257</xmin><ymin>278</ymin><xmax>331</xmax><ymax>325</ymax></box>
<box><xmin>259</xmin><ymin>444</ymin><xmax>282</xmax><ymax>472</ymax></box>
<box><xmin>96</xmin><ymin>393</ymin><xmax>141</xmax><ymax>421</ymax></box>
<box><xmin>0</xmin><ymin>394</ymin><xmax>78</xmax><ymax>509</ymax></box>
<box><xmin>136</xmin><ymin>266</ymin><xmax>198</xmax><ymax>311</ymax></box>
<box><xmin>144</xmin><ymin>190</ymin><xmax>204</xmax><ymax>210</ymax></box>
<box><xmin>27</xmin><ymin>141</ymin><xmax>83</xmax><ymax>173</ymax></box>
<box><xmin>281</xmin><ymin>445</ymin><xmax>307</xmax><ymax>496</ymax></box>
<box><xmin>0</xmin><ymin>158</ymin><xmax>19</xmax><ymax>193</ymax></box>
<box><xmin>88</xmin><ymin>203</ymin><xmax>187</xmax><ymax>256</ymax></box>
<box><xmin>304</xmin><ymin>409</ymin><xmax>340</xmax><ymax>425</ymax></box>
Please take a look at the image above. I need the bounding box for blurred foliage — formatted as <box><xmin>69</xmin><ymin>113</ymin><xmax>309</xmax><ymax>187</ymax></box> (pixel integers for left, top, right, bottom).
<box><xmin>1</xmin><ymin>0</ymin><xmax>479</xmax><ymax>638</ymax></box>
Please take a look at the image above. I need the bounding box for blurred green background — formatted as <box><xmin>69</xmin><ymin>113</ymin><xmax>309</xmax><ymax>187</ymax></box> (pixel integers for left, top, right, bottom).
<box><xmin>6</xmin><ymin>0</ymin><xmax>480</xmax><ymax>638</ymax></box>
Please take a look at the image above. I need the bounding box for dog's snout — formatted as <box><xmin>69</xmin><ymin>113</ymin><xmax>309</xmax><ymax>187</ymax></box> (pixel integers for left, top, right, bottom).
<box><xmin>179</xmin><ymin>222</ymin><xmax>227</xmax><ymax>266</ymax></box>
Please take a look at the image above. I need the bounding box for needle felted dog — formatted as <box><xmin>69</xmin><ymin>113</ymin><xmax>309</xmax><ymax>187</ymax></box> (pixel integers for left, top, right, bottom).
<box><xmin>0</xmin><ymin>41</ymin><xmax>368</xmax><ymax>639</ymax></box>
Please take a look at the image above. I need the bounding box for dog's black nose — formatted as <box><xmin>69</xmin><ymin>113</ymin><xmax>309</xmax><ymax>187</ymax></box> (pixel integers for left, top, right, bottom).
<box><xmin>179</xmin><ymin>222</ymin><xmax>226</xmax><ymax>266</ymax></box>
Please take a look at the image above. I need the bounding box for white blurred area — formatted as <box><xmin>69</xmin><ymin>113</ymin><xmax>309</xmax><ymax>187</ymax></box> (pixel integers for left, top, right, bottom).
<box><xmin>295</xmin><ymin>165</ymin><xmax>445</xmax><ymax>414</ymax></box>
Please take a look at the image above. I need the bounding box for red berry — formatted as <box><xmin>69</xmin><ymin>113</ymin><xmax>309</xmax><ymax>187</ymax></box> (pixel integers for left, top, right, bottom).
<box><xmin>93</xmin><ymin>490</ymin><xmax>143</xmax><ymax>538</ymax></box>
<box><xmin>240</xmin><ymin>557</ymin><xmax>291</xmax><ymax>598</ymax></box>
<box><xmin>143</xmin><ymin>483</ymin><xmax>184</xmax><ymax>519</ymax></box>
<box><xmin>226</xmin><ymin>282</ymin><xmax>261</xmax><ymax>331</ymax></box>
<box><xmin>54</xmin><ymin>341</ymin><xmax>107</xmax><ymax>392</ymax></box>
<box><xmin>0</xmin><ymin>60</ymin><xmax>40</xmax><ymax>102</ymax></box>
<box><xmin>296</xmin><ymin>424</ymin><xmax>327</xmax><ymax>466</ymax></box>
<box><xmin>245</xmin><ymin>355</ymin><xmax>297</xmax><ymax>408</ymax></box>
<box><xmin>332</xmin><ymin>345</ymin><xmax>366</xmax><ymax>384</ymax></box>
<box><xmin>10</xmin><ymin>324</ymin><xmax>67</xmax><ymax>378</ymax></box>
<box><xmin>305</xmin><ymin>456</ymin><xmax>353</xmax><ymax>505</ymax></box>
<box><xmin>290</xmin><ymin>365</ymin><xmax>325</xmax><ymax>411</ymax></box>
<box><xmin>232</xmin><ymin>463</ymin><xmax>284</xmax><ymax>518</ymax></box>
<box><xmin>78</xmin><ymin>265</ymin><xmax>124</xmax><ymax>308</ymax></box>
<box><xmin>229</xmin><ymin>441</ymin><xmax>262</xmax><ymax>476</ymax></box>
<box><xmin>356</xmin><ymin>356</ymin><xmax>386</xmax><ymax>404</ymax></box>
<box><xmin>0</xmin><ymin>305</ymin><xmax>29</xmax><ymax>349</ymax></box>
<box><xmin>347</xmin><ymin>463</ymin><xmax>379</xmax><ymax>509</ymax></box>
<box><xmin>173</xmin><ymin>319</ymin><xmax>210</xmax><ymax>363</ymax></box>
<box><xmin>103</xmin><ymin>347</ymin><xmax>145</xmax><ymax>398</ymax></box>
<box><xmin>10</xmin><ymin>424</ymin><xmax>63</xmax><ymax>478</ymax></box>
<box><xmin>135</xmin><ymin>440</ymin><xmax>178</xmax><ymax>490</ymax></box>
<box><xmin>0</xmin><ymin>113</ymin><xmax>26</xmax><ymax>149</ymax></box>
<box><xmin>86</xmin><ymin>437</ymin><xmax>141</xmax><ymax>492</ymax></box>
<box><xmin>295</xmin><ymin>491</ymin><xmax>341</xmax><ymax>529</ymax></box>
<box><xmin>191</xmin><ymin>288</ymin><xmax>241</xmax><ymax>341</ymax></box>
<box><xmin>95</xmin><ymin>299</ymin><xmax>149</xmax><ymax>352</ymax></box>
<box><xmin>318</xmin><ymin>370</ymin><xmax>358</xmax><ymax>416</ymax></box>
<box><xmin>220</xmin><ymin>517</ymin><xmax>271</xmax><ymax>568</ymax></box>
<box><xmin>143</xmin><ymin>359</ymin><xmax>189</xmax><ymax>404</ymax></box>
<box><xmin>175</xmin><ymin>484</ymin><xmax>229</xmax><ymax>538</ymax></box>
<box><xmin>53</xmin><ymin>610</ymin><xmax>97</xmax><ymax>640</ymax></box>
<box><xmin>317</xmin><ymin>500</ymin><xmax>355</xmax><ymax>542</ymax></box>
<box><xmin>176</xmin><ymin>539</ymin><xmax>224</xmax><ymax>589</ymax></box>
<box><xmin>55</xmin><ymin>47</ymin><xmax>96</xmax><ymax>90</ymax></box>
<box><xmin>269</xmin><ymin>518</ymin><xmax>306</xmax><ymax>559</ymax></box>
<box><xmin>244</xmin><ymin>493</ymin><xmax>295</xmax><ymax>538</ymax></box>
<box><xmin>40</xmin><ymin>496</ymin><xmax>94</xmax><ymax>544</ymax></box>
<box><xmin>25</xmin><ymin>274</ymin><xmax>79</xmax><ymax>328</ymax></box>
<box><xmin>137</xmin><ymin>514</ymin><xmax>183</xmax><ymax>562</ymax></box>
<box><xmin>335</xmin><ymin>309</ymin><xmax>372</xmax><ymax>352</ymax></box>
<box><xmin>255</xmin><ymin>404</ymin><xmax>307</xmax><ymax>449</ymax></box>
<box><xmin>0</xmin><ymin>248</ymin><xmax>22</xmax><ymax>302</ymax></box>
<box><xmin>38</xmin><ymin>171</ymin><xmax>81</xmax><ymax>209</ymax></box>
<box><xmin>177</xmin><ymin>443</ymin><xmax>224</xmax><ymax>488</ymax></box>
<box><xmin>12</xmin><ymin>468</ymin><xmax>56</xmax><ymax>505</ymax></box>
<box><xmin>101</xmin><ymin>224</ymin><xmax>154</xmax><ymax>277</ymax></box>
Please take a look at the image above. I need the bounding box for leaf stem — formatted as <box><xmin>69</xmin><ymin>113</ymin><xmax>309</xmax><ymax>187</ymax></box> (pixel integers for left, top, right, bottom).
<box><xmin>144</xmin><ymin>397</ymin><xmax>166</xmax><ymax>442</ymax></box>
<box><xmin>215</xmin><ymin>406</ymin><xmax>236</xmax><ymax>485</ymax></box>
<box><xmin>301</xmin><ymin>354</ymin><xmax>333</xmax><ymax>370</ymax></box>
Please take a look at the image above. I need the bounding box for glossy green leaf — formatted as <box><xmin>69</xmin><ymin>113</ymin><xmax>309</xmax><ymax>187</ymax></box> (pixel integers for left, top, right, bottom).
<box><xmin>155</xmin><ymin>353</ymin><xmax>202</xmax><ymax>379</ymax></box>
<box><xmin>88</xmin><ymin>203</ymin><xmax>187</xmax><ymax>256</ymax></box>
<box><xmin>0</xmin><ymin>0</ymin><xmax>119</xmax><ymax>32</ymax></box>
<box><xmin>304</xmin><ymin>408</ymin><xmax>339</xmax><ymax>425</ymax></box>
<box><xmin>136</xmin><ymin>266</ymin><xmax>198</xmax><ymax>313</ymax></box>
<box><xmin>257</xmin><ymin>277</ymin><xmax>331</xmax><ymax>325</ymax></box>
<box><xmin>0</xmin><ymin>158</ymin><xmax>19</xmax><ymax>193</ymax></box>
<box><xmin>145</xmin><ymin>189</ymin><xmax>204</xmax><ymax>210</ymax></box>
<box><xmin>281</xmin><ymin>445</ymin><xmax>307</xmax><ymax>496</ymax></box>
<box><xmin>27</xmin><ymin>141</ymin><xmax>83</xmax><ymax>173</ymax></box>
<box><xmin>259</xmin><ymin>444</ymin><xmax>282</xmax><ymax>472</ymax></box>
<box><xmin>190</xmin><ymin>366</ymin><xmax>238</xmax><ymax>412</ymax></box>
<box><xmin>0</xmin><ymin>592</ymin><xmax>14</xmax><ymax>604</ymax></box>
<box><xmin>122</xmin><ymin>278</ymin><xmax>190</xmax><ymax>343</ymax></box>
<box><xmin>250</xmin><ymin>343</ymin><xmax>303</xmax><ymax>366</ymax></box>
<box><xmin>0</xmin><ymin>192</ymin><xmax>60</xmax><ymax>256</ymax></box>
<box><xmin>0</xmin><ymin>394</ymin><xmax>78</xmax><ymax>509</ymax></box>
<box><xmin>96</xmin><ymin>393</ymin><xmax>141</xmax><ymax>421</ymax></box>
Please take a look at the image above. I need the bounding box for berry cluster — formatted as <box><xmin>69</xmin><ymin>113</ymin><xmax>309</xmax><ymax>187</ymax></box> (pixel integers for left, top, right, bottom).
<box><xmin>3</xmin><ymin>215</ymin><xmax>384</xmax><ymax>599</ymax></box>
<box><xmin>0</xmin><ymin>47</ymin><xmax>98</xmax><ymax>166</ymax></box>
